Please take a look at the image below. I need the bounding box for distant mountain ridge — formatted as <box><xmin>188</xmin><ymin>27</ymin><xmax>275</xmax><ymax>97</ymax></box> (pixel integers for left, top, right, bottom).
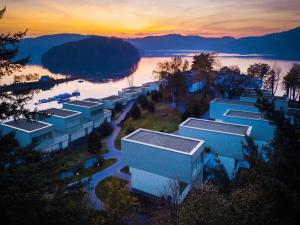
<box><xmin>127</xmin><ymin>26</ymin><xmax>300</xmax><ymax>59</ymax></box>
<box><xmin>19</xmin><ymin>26</ymin><xmax>300</xmax><ymax>63</ymax></box>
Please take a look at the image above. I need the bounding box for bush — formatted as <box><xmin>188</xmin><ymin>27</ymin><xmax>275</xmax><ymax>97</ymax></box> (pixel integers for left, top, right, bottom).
<box><xmin>99</xmin><ymin>121</ymin><xmax>114</xmax><ymax>137</ymax></box>
<box><xmin>126</xmin><ymin>126</ymin><xmax>135</xmax><ymax>135</ymax></box>
<box><xmin>93</xmin><ymin>155</ymin><xmax>105</xmax><ymax>167</ymax></box>
<box><xmin>181</xmin><ymin>110</ymin><xmax>191</xmax><ymax>121</ymax></box>
<box><xmin>114</xmin><ymin>102</ymin><xmax>123</xmax><ymax>112</ymax></box>
<box><xmin>147</xmin><ymin>101</ymin><xmax>155</xmax><ymax>112</ymax></box>
<box><xmin>137</xmin><ymin>95</ymin><xmax>148</xmax><ymax>110</ymax></box>
<box><xmin>88</xmin><ymin>131</ymin><xmax>102</xmax><ymax>154</ymax></box>
<box><xmin>130</xmin><ymin>104</ymin><xmax>141</xmax><ymax>119</ymax></box>
<box><xmin>150</xmin><ymin>90</ymin><xmax>162</xmax><ymax>102</ymax></box>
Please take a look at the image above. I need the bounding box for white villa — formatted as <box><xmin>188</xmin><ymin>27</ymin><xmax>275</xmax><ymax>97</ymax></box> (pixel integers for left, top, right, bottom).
<box><xmin>121</xmin><ymin>129</ymin><xmax>206</xmax><ymax>201</ymax></box>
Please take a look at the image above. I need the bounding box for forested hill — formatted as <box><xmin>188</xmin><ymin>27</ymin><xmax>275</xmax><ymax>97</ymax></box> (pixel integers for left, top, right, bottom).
<box><xmin>41</xmin><ymin>36</ymin><xmax>140</xmax><ymax>79</ymax></box>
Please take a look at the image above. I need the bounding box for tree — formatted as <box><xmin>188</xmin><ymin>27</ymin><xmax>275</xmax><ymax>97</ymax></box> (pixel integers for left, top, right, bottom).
<box><xmin>99</xmin><ymin>121</ymin><xmax>113</xmax><ymax>137</ymax></box>
<box><xmin>283</xmin><ymin>63</ymin><xmax>300</xmax><ymax>101</ymax></box>
<box><xmin>88</xmin><ymin>131</ymin><xmax>102</xmax><ymax>153</ymax></box>
<box><xmin>0</xmin><ymin>7</ymin><xmax>44</xmax><ymax>120</ymax></box>
<box><xmin>263</xmin><ymin>63</ymin><xmax>281</xmax><ymax>95</ymax></box>
<box><xmin>191</xmin><ymin>53</ymin><xmax>218</xmax><ymax>90</ymax></box>
<box><xmin>103</xmin><ymin>179</ymin><xmax>140</xmax><ymax>225</ymax></box>
<box><xmin>180</xmin><ymin>185</ymin><xmax>231</xmax><ymax>225</ymax></box>
<box><xmin>247</xmin><ymin>63</ymin><xmax>271</xmax><ymax>79</ymax></box>
<box><xmin>153</xmin><ymin>57</ymin><xmax>188</xmax><ymax>105</ymax></box>
<box><xmin>151</xmin><ymin>90</ymin><xmax>162</xmax><ymax>102</ymax></box>
<box><xmin>147</xmin><ymin>101</ymin><xmax>155</xmax><ymax>112</ymax></box>
<box><xmin>219</xmin><ymin>65</ymin><xmax>240</xmax><ymax>75</ymax></box>
<box><xmin>137</xmin><ymin>95</ymin><xmax>148</xmax><ymax>110</ymax></box>
<box><xmin>114</xmin><ymin>102</ymin><xmax>123</xmax><ymax>112</ymax></box>
<box><xmin>130</xmin><ymin>104</ymin><xmax>141</xmax><ymax>119</ymax></box>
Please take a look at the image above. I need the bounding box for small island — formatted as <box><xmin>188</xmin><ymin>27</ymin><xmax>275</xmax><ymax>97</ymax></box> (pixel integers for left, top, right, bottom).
<box><xmin>41</xmin><ymin>36</ymin><xmax>140</xmax><ymax>79</ymax></box>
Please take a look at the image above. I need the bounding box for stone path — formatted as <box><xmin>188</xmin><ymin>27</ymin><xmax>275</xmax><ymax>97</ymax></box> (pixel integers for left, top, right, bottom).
<box><xmin>84</xmin><ymin>102</ymin><xmax>134</xmax><ymax>210</ymax></box>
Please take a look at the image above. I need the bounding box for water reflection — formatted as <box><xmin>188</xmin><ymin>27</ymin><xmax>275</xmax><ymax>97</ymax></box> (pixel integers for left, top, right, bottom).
<box><xmin>1</xmin><ymin>54</ymin><xmax>299</xmax><ymax>111</ymax></box>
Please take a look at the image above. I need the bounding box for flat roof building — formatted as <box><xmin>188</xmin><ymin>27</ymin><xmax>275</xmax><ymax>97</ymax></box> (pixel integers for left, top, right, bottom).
<box><xmin>210</xmin><ymin>98</ymin><xmax>259</xmax><ymax>120</ymax></box>
<box><xmin>222</xmin><ymin>110</ymin><xmax>274</xmax><ymax>142</ymax></box>
<box><xmin>240</xmin><ymin>95</ymin><xmax>288</xmax><ymax>112</ymax></box>
<box><xmin>43</xmin><ymin>108</ymin><xmax>93</xmax><ymax>142</ymax></box>
<box><xmin>63</xmin><ymin>100</ymin><xmax>105</xmax><ymax>128</ymax></box>
<box><xmin>118</xmin><ymin>87</ymin><xmax>145</xmax><ymax>101</ymax></box>
<box><xmin>179</xmin><ymin>118</ymin><xmax>252</xmax><ymax>160</ymax></box>
<box><xmin>0</xmin><ymin>118</ymin><xmax>69</xmax><ymax>152</ymax></box>
<box><xmin>122</xmin><ymin>128</ymin><xmax>205</xmax><ymax>201</ymax></box>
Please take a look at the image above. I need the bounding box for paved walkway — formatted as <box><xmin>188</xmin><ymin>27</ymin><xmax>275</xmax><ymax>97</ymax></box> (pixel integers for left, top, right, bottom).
<box><xmin>85</xmin><ymin>102</ymin><xmax>134</xmax><ymax>210</ymax></box>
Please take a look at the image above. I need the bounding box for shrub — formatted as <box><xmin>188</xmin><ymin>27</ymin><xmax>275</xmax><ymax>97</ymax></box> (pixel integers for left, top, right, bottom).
<box><xmin>150</xmin><ymin>90</ymin><xmax>162</xmax><ymax>102</ymax></box>
<box><xmin>147</xmin><ymin>101</ymin><xmax>155</xmax><ymax>112</ymax></box>
<box><xmin>137</xmin><ymin>95</ymin><xmax>148</xmax><ymax>110</ymax></box>
<box><xmin>181</xmin><ymin>110</ymin><xmax>191</xmax><ymax>121</ymax></box>
<box><xmin>99</xmin><ymin>121</ymin><xmax>114</xmax><ymax>137</ymax></box>
<box><xmin>114</xmin><ymin>102</ymin><xmax>123</xmax><ymax>112</ymax></box>
<box><xmin>88</xmin><ymin>131</ymin><xmax>102</xmax><ymax>154</ymax></box>
<box><xmin>130</xmin><ymin>104</ymin><xmax>141</xmax><ymax>119</ymax></box>
<box><xmin>126</xmin><ymin>126</ymin><xmax>135</xmax><ymax>135</ymax></box>
<box><xmin>93</xmin><ymin>155</ymin><xmax>105</xmax><ymax>167</ymax></box>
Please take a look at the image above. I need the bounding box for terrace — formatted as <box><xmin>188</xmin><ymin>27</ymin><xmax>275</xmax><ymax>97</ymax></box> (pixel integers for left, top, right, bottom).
<box><xmin>213</xmin><ymin>98</ymin><xmax>256</xmax><ymax>107</ymax></box>
<box><xmin>225</xmin><ymin>110</ymin><xmax>264</xmax><ymax>120</ymax></box>
<box><xmin>64</xmin><ymin>100</ymin><xmax>102</xmax><ymax>108</ymax></box>
<box><xmin>45</xmin><ymin>108</ymin><xmax>81</xmax><ymax>118</ymax></box>
<box><xmin>2</xmin><ymin>118</ymin><xmax>52</xmax><ymax>132</ymax></box>
<box><xmin>180</xmin><ymin>118</ymin><xmax>251</xmax><ymax>136</ymax></box>
<box><xmin>124</xmin><ymin>128</ymin><xmax>203</xmax><ymax>154</ymax></box>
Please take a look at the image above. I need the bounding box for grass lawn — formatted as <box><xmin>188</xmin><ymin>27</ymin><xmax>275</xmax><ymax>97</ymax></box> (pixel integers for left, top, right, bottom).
<box><xmin>120</xmin><ymin>166</ymin><xmax>130</xmax><ymax>174</ymax></box>
<box><xmin>115</xmin><ymin>101</ymin><xmax>181</xmax><ymax>149</ymax></box>
<box><xmin>95</xmin><ymin>176</ymin><xmax>129</xmax><ymax>202</ymax></box>
<box><xmin>64</xmin><ymin>158</ymin><xmax>118</xmax><ymax>183</ymax></box>
<box><xmin>49</xmin><ymin>137</ymin><xmax>109</xmax><ymax>175</ymax></box>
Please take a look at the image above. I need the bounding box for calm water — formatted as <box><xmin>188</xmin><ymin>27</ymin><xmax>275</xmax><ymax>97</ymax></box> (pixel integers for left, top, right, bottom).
<box><xmin>1</xmin><ymin>53</ymin><xmax>299</xmax><ymax>110</ymax></box>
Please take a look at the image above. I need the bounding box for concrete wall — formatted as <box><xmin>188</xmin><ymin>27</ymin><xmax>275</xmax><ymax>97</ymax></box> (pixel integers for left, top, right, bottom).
<box><xmin>240</xmin><ymin>96</ymin><xmax>288</xmax><ymax>112</ymax></box>
<box><xmin>121</xmin><ymin>140</ymin><xmax>203</xmax><ymax>184</ymax></box>
<box><xmin>221</xmin><ymin>114</ymin><xmax>274</xmax><ymax>142</ymax></box>
<box><xmin>178</xmin><ymin>126</ymin><xmax>247</xmax><ymax>160</ymax></box>
<box><xmin>210</xmin><ymin>101</ymin><xmax>259</xmax><ymax>120</ymax></box>
<box><xmin>131</xmin><ymin>167</ymin><xmax>174</xmax><ymax>197</ymax></box>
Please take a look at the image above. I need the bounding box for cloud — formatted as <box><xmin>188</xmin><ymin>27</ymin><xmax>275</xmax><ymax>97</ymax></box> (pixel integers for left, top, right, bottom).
<box><xmin>1</xmin><ymin>0</ymin><xmax>300</xmax><ymax>37</ymax></box>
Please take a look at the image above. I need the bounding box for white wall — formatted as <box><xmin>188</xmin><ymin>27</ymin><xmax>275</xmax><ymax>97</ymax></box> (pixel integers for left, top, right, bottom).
<box><xmin>179</xmin><ymin>126</ymin><xmax>246</xmax><ymax>160</ymax></box>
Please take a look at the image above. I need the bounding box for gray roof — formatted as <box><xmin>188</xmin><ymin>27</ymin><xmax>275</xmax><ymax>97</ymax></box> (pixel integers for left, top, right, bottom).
<box><xmin>214</xmin><ymin>98</ymin><xmax>255</xmax><ymax>107</ymax></box>
<box><xmin>122</xmin><ymin>89</ymin><xmax>143</xmax><ymax>94</ymax></box>
<box><xmin>242</xmin><ymin>94</ymin><xmax>286</xmax><ymax>100</ymax></box>
<box><xmin>3</xmin><ymin>118</ymin><xmax>50</xmax><ymax>132</ymax></box>
<box><xmin>84</xmin><ymin>98</ymin><xmax>101</xmax><ymax>103</ymax></box>
<box><xmin>45</xmin><ymin>108</ymin><xmax>80</xmax><ymax>117</ymax></box>
<box><xmin>66</xmin><ymin>100</ymin><xmax>100</xmax><ymax>107</ymax></box>
<box><xmin>226</xmin><ymin>110</ymin><xmax>263</xmax><ymax>119</ymax></box>
<box><xmin>125</xmin><ymin>129</ymin><xmax>201</xmax><ymax>153</ymax></box>
<box><xmin>181</xmin><ymin>118</ymin><xmax>249</xmax><ymax>135</ymax></box>
<box><xmin>102</xmin><ymin>95</ymin><xmax>124</xmax><ymax>101</ymax></box>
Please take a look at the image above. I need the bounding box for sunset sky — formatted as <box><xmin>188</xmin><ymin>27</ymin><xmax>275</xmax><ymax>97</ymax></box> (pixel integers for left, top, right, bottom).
<box><xmin>1</xmin><ymin>0</ymin><xmax>300</xmax><ymax>38</ymax></box>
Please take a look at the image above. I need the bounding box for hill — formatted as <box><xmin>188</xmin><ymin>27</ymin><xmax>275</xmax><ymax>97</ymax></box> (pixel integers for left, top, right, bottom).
<box><xmin>128</xmin><ymin>26</ymin><xmax>300</xmax><ymax>59</ymax></box>
<box><xmin>18</xmin><ymin>34</ymin><xmax>89</xmax><ymax>64</ymax></box>
<box><xmin>41</xmin><ymin>36</ymin><xmax>140</xmax><ymax>79</ymax></box>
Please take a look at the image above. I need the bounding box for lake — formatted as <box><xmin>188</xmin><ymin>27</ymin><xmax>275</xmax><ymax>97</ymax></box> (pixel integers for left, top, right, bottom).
<box><xmin>1</xmin><ymin>52</ymin><xmax>299</xmax><ymax>110</ymax></box>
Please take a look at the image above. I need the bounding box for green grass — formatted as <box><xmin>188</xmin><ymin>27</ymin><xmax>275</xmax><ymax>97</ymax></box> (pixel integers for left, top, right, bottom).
<box><xmin>120</xmin><ymin>166</ymin><xmax>130</xmax><ymax>174</ymax></box>
<box><xmin>115</xmin><ymin>101</ymin><xmax>181</xmax><ymax>149</ymax></box>
<box><xmin>65</xmin><ymin>158</ymin><xmax>117</xmax><ymax>183</ymax></box>
<box><xmin>95</xmin><ymin>176</ymin><xmax>129</xmax><ymax>201</ymax></box>
<box><xmin>49</xmin><ymin>139</ymin><xmax>108</xmax><ymax>175</ymax></box>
